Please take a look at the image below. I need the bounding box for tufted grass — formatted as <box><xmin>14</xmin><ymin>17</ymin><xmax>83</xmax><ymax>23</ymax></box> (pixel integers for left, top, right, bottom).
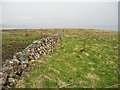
<box><xmin>13</xmin><ymin>29</ymin><xmax>118</xmax><ymax>88</ymax></box>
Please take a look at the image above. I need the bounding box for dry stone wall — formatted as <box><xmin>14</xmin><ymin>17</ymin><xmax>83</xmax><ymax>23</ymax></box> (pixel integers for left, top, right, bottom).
<box><xmin>0</xmin><ymin>33</ymin><xmax>61</xmax><ymax>88</ymax></box>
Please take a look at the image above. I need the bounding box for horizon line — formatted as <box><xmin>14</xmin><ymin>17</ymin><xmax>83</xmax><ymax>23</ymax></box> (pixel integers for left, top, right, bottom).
<box><xmin>0</xmin><ymin>27</ymin><xmax>118</xmax><ymax>31</ymax></box>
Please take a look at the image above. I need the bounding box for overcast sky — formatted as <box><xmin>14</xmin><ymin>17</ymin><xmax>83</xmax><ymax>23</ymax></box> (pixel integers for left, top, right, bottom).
<box><xmin>1</xmin><ymin>1</ymin><xmax>118</xmax><ymax>30</ymax></box>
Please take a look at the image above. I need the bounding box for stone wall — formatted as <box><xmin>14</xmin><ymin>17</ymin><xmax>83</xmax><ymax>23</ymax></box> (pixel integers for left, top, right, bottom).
<box><xmin>0</xmin><ymin>33</ymin><xmax>61</xmax><ymax>88</ymax></box>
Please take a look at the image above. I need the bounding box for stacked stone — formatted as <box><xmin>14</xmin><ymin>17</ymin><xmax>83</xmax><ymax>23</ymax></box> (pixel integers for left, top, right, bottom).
<box><xmin>0</xmin><ymin>33</ymin><xmax>61</xmax><ymax>88</ymax></box>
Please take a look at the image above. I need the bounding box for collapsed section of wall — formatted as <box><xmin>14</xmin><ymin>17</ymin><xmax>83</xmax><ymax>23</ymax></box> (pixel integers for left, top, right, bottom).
<box><xmin>0</xmin><ymin>33</ymin><xmax>61</xmax><ymax>88</ymax></box>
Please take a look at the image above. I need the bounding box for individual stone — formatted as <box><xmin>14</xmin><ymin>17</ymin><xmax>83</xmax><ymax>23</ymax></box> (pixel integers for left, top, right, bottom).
<box><xmin>16</xmin><ymin>68</ymin><xmax>22</xmax><ymax>77</ymax></box>
<box><xmin>0</xmin><ymin>77</ymin><xmax>5</xmax><ymax>86</ymax></box>
<box><xmin>9</xmin><ymin>61</ymin><xmax>14</xmax><ymax>64</ymax></box>
<box><xmin>19</xmin><ymin>55</ymin><xmax>27</xmax><ymax>61</ymax></box>
<box><xmin>12</xmin><ymin>59</ymin><xmax>20</xmax><ymax>64</ymax></box>
<box><xmin>20</xmin><ymin>59</ymin><xmax>28</xmax><ymax>64</ymax></box>
<box><xmin>13</xmin><ymin>52</ymin><xmax>22</xmax><ymax>58</ymax></box>
<box><xmin>8</xmin><ymin>78</ymin><xmax>15</xmax><ymax>83</ymax></box>
<box><xmin>0</xmin><ymin>72</ymin><xmax>3</xmax><ymax>78</ymax></box>
<box><xmin>0</xmin><ymin>67</ymin><xmax>9</xmax><ymax>73</ymax></box>
<box><xmin>20</xmin><ymin>63</ymin><xmax>28</xmax><ymax>70</ymax></box>
<box><xmin>33</xmin><ymin>40</ymin><xmax>39</xmax><ymax>44</ymax></box>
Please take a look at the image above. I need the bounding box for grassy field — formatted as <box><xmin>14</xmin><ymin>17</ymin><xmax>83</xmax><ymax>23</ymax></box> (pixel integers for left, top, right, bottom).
<box><xmin>2</xmin><ymin>29</ymin><xmax>118</xmax><ymax>88</ymax></box>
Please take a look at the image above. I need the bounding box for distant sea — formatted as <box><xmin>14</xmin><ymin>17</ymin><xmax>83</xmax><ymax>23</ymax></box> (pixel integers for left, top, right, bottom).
<box><xmin>0</xmin><ymin>25</ymin><xmax>118</xmax><ymax>31</ymax></box>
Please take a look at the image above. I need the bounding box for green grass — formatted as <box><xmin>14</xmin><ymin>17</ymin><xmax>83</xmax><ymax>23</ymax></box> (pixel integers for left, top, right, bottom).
<box><xmin>12</xmin><ymin>29</ymin><xmax>118</xmax><ymax>88</ymax></box>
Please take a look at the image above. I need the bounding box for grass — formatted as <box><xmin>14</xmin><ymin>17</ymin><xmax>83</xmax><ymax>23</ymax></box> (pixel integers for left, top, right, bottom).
<box><xmin>2</xmin><ymin>29</ymin><xmax>118</xmax><ymax>88</ymax></box>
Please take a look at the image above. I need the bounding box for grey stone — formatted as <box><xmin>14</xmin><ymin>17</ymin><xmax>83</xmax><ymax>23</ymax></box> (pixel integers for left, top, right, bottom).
<box><xmin>8</xmin><ymin>78</ymin><xmax>15</xmax><ymax>83</ymax></box>
<box><xmin>1</xmin><ymin>67</ymin><xmax>9</xmax><ymax>73</ymax></box>
<box><xmin>0</xmin><ymin>77</ymin><xmax>5</xmax><ymax>86</ymax></box>
<box><xmin>14</xmin><ymin>52</ymin><xmax>27</xmax><ymax>61</ymax></box>
<box><xmin>19</xmin><ymin>55</ymin><xmax>27</xmax><ymax>61</ymax></box>
<box><xmin>0</xmin><ymin>72</ymin><xmax>3</xmax><ymax>77</ymax></box>
<box><xmin>12</xmin><ymin>59</ymin><xmax>20</xmax><ymax>64</ymax></box>
<box><xmin>33</xmin><ymin>40</ymin><xmax>39</xmax><ymax>44</ymax></box>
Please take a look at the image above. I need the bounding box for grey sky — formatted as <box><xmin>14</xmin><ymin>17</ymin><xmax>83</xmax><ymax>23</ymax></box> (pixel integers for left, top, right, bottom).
<box><xmin>2</xmin><ymin>2</ymin><xmax>118</xmax><ymax>30</ymax></box>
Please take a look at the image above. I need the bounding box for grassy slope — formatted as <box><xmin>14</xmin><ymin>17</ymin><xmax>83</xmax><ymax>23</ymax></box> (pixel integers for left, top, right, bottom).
<box><xmin>13</xmin><ymin>29</ymin><xmax>118</xmax><ymax>88</ymax></box>
<box><xmin>2</xmin><ymin>29</ymin><xmax>118</xmax><ymax>88</ymax></box>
